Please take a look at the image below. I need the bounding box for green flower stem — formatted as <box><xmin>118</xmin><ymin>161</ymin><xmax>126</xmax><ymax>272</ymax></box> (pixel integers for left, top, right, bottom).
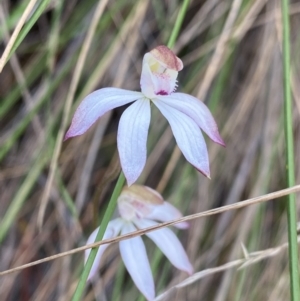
<box><xmin>71</xmin><ymin>172</ymin><xmax>125</xmax><ymax>301</ymax></box>
<box><xmin>167</xmin><ymin>0</ymin><xmax>190</xmax><ymax>49</ymax></box>
<box><xmin>71</xmin><ymin>1</ymin><xmax>190</xmax><ymax>300</ymax></box>
<box><xmin>281</xmin><ymin>0</ymin><xmax>300</xmax><ymax>299</ymax></box>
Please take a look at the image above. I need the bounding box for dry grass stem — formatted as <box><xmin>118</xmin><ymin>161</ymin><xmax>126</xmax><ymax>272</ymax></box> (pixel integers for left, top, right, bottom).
<box><xmin>1</xmin><ymin>184</ymin><xmax>300</xmax><ymax>277</ymax></box>
<box><xmin>0</xmin><ymin>0</ymin><xmax>39</xmax><ymax>72</ymax></box>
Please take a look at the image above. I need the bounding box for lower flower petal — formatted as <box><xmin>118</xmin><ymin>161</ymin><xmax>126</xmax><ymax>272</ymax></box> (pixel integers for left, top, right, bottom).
<box><xmin>145</xmin><ymin>201</ymin><xmax>189</xmax><ymax>229</ymax></box>
<box><xmin>119</xmin><ymin>223</ymin><xmax>155</xmax><ymax>301</ymax></box>
<box><xmin>117</xmin><ymin>98</ymin><xmax>151</xmax><ymax>185</ymax></box>
<box><xmin>152</xmin><ymin>99</ymin><xmax>210</xmax><ymax>177</ymax></box>
<box><xmin>155</xmin><ymin>93</ymin><xmax>225</xmax><ymax>146</ymax></box>
<box><xmin>134</xmin><ymin>219</ymin><xmax>193</xmax><ymax>275</ymax></box>
<box><xmin>85</xmin><ymin>218</ymin><xmax>124</xmax><ymax>281</ymax></box>
<box><xmin>65</xmin><ymin>88</ymin><xmax>143</xmax><ymax>139</ymax></box>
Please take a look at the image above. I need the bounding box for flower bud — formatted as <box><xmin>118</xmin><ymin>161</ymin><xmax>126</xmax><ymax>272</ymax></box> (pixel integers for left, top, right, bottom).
<box><xmin>118</xmin><ymin>185</ymin><xmax>163</xmax><ymax>220</ymax></box>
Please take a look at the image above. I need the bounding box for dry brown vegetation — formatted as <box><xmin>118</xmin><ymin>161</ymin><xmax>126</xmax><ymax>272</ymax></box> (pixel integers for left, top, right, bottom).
<box><xmin>1</xmin><ymin>0</ymin><xmax>300</xmax><ymax>300</ymax></box>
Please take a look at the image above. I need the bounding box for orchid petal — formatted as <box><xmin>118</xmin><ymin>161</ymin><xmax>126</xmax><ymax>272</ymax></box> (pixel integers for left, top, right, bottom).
<box><xmin>134</xmin><ymin>219</ymin><xmax>193</xmax><ymax>275</ymax></box>
<box><xmin>117</xmin><ymin>99</ymin><xmax>151</xmax><ymax>185</ymax></box>
<box><xmin>119</xmin><ymin>222</ymin><xmax>155</xmax><ymax>301</ymax></box>
<box><xmin>85</xmin><ymin>218</ymin><xmax>124</xmax><ymax>281</ymax></box>
<box><xmin>65</xmin><ymin>88</ymin><xmax>143</xmax><ymax>139</ymax></box>
<box><xmin>155</xmin><ymin>93</ymin><xmax>225</xmax><ymax>146</ymax></box>
<box><xmin>145</xmin><ymin>201</ymin><xmax>189</xmax><ymax>229</ymax></box>
<box><xmin>152</xmin><ymin>99</ymin><xmax>210</xmax><ymax>177</ymax></box>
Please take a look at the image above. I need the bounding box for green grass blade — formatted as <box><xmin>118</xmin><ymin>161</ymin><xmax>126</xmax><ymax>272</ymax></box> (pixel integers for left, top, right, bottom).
<box><xmin>3</xmin><ymin>0</ymin><xmax>51</xmax><ymax>67</ymax></box>
<box><xmin>281</xmin><ymin>0</ymin><xmax>300</xmax><ymax>299</ymax></box>
<box><xmin>0</xmin><ymin>150</ymin><xmax>50</xmax><ymax>243</ymax></box>
<box><xmin>167</xmin><ymin>0</ymin><xmax>190</xmax><ymax>49</ymax></box>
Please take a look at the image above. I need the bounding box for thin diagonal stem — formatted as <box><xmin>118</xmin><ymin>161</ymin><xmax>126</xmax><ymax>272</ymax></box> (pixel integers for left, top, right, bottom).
<box><xmin>71</xmin><ymin>172</ymin><xmax>125</xmax><ymax>301</ymax></box>
<box><xmin>167</xmin><ymin>0</ymin><xmax>190</xmax><ymax>49</ymax></box>
<box><xmin>281</xmin><ymin>0</ymin><xmax>300</xmax><ymax>299</ymax></box>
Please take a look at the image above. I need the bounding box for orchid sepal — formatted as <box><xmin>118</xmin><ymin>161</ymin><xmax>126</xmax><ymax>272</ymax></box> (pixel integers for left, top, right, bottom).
<box><xmin>64</xmin><ymin>88</ymin><xmax>143</xmax><ymax>140</ymax></box>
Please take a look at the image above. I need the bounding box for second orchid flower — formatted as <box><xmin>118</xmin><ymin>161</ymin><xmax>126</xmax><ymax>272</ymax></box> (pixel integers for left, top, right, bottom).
<box><xmin>85</xmin><ymin>185</ymin><xmax>193</xmax><ymax>301</ymax></box>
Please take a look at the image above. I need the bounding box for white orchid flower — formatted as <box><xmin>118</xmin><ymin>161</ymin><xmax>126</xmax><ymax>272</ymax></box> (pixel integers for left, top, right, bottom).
<box><xmin>65</xmin><ymin>45</ymin><xmax>225</xmax><ymax>185</ymax></box>
<box><xmin>85</xmin><ymin>185</ymin><xmax>193</xmax><ymax>301</ymax></box>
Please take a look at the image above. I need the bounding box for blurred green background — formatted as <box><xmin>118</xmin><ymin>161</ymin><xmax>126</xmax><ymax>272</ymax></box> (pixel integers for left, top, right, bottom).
<box><xmin>1</xmin><ymin>0</ymin><xmax>300</xmax><ymax>300</ymax></box>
